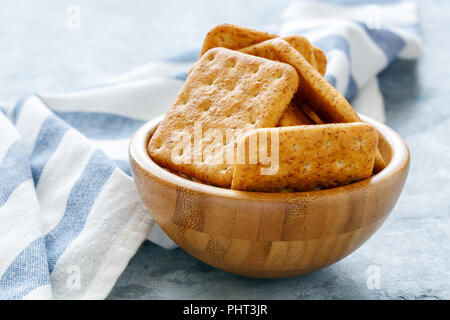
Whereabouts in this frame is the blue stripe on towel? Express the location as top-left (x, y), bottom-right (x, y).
top-left (345, 75), bottom-right (358, 100)
top-left (30, 115), bottom-right (70, 186)
top-left (54, 111), bottom-right (145, 140)
top-left (313, 35), bottom-right (351, 59)
top-left (325, 74), bottom-right (337, 87)
top-left (0, 140), bottom-right (32, 207)
top-left (45, 149), bottom-right (115, 273)
top-left (0, 237), bottom-right (50, 300)
top-left (357, 22), bottom-right (406, 63)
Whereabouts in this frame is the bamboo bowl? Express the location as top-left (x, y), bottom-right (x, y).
top-left (129, 115), bottom-right (409, 278)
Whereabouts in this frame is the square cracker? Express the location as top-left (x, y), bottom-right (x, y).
top-left (198, 25), bottom-right (327, 127)
top-left (200, 24), bottom-right (277, 56)
top-left (239, 35), bottom-right (326, 75)
top-left (199, 27), bottom-right (326, 77)
top-left (148, 47), bottom-right (299, 187)
top-left (201, 27), bottom-right (327, 76)
top-left (278, 100), bottom-right (313, 127)
top-left (280, 94), bottom-right (325, 126)
top-left (239, 38), bottom-right (386, 172)
top-left (231, 122), bottom-right (379, 192)
top-left (240, 35), bottom-right (326, 127)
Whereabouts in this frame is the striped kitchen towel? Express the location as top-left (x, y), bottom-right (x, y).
top-left (0, 0), bottom-right (422, 299)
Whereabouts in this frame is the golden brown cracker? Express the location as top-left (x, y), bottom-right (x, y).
top-left (280, 35), bottom-right (318, 70)
top-left (200, 24), bottom-right (277, 56)
top-left (148, 48), bottom-right (299, 187)
top-left (313, 46), bottom-right (327, 76)
top-left (282, 94), bottom-right (325, 128)
top-left (272, 39), bottom-right (386, 171)
top-left (231, 122), bottom-right (378, 192)
top-left (240, 35), bottom-right (326, 127)
top-left (278, 102), bottom-right (313, 127)
top-left (199, 26), bottom-right (328, 128)
top-left (199, 24), bottom-right (327, 76)
top-left (299, 101), bottom-right (325, 124)
top-left (239, 38), bottom-right (386, 171)
top-left (242, 38), bottom-right (354, 122)
top-left (239, 35), bottom-right (320, 71)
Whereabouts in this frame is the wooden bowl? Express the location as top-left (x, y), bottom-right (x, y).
top-left (129, 115), bottom-right (410, 278)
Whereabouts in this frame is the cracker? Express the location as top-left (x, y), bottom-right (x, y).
top-left (313, 46), bottom-right (327, 76)
top-left (148, 48), bottom-right (299, 187)
top-left (200, 24), bottom-right (277, 56)
top-left (199, 27), bottom-right (326, 127)
top-left (284, 35), bottom-right (318, 69)
top-left (239, 38), bottom-right (386, 172)
top-left (240, 35), bottom-right (326, 127)
top-left (241, 35), bottom-right (317, 69)
top-left (298, 101), bottom-right (325, 124)
top-left (231, 122), bottom-right (378, 192)
top-left (200, 25), bottom-right (327, 76)
top-left (286, 44), bottom-right (326, 126)
top-left (239, 35), bottom-right (313, 67)
top-left (282, 94), bottom-right (325, 127)
top-left (282, 98), bottom-right (325, 126)
top-left (278, 101), bottom-right (313, 127)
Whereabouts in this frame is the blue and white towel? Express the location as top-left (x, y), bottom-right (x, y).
top-left (0, 0), bottom-right (422, 299)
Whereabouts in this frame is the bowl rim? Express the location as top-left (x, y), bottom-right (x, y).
top-left (129, 114), bottom-right (410, 201)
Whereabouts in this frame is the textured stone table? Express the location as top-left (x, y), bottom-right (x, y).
top-left (3, 0), bottom-right (449, 299)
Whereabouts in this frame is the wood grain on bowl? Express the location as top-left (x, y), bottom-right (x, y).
top-left (129, 115), bottom-right (409, 278)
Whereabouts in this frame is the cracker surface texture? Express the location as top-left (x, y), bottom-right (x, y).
top-left (278, 101), bottom-right (313, 126)
top-left (241, 38), bottom-right (385, 171)
top-left (200, 24), bottom-right (276, 56)
top-left (240, 36), bottom-right (326, 127)
top-left (231, 122), bottom-right (379, 192)
top-left (148, 47), bottom-right (299, 187)
top-left (199, 25), bottom-right (328, 128)
top-left (241, 35), bottom-right (317, 69)
top-left (313, 46), bottom-right (327, 76)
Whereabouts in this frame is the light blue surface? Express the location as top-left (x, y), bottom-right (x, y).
top-left (2, 0), bottom-right (450, 299)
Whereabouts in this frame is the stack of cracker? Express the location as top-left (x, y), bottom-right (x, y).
top-left (148, 24), bottom-right (385, 192)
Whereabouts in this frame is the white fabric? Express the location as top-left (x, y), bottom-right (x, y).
top-left (0, 0), bottom-right (422, 299)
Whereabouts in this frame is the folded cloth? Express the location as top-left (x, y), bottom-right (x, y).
top-left (0, 0), bottom-right (422, 300)
top-left (279, 0), bottom-right (423, 122)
